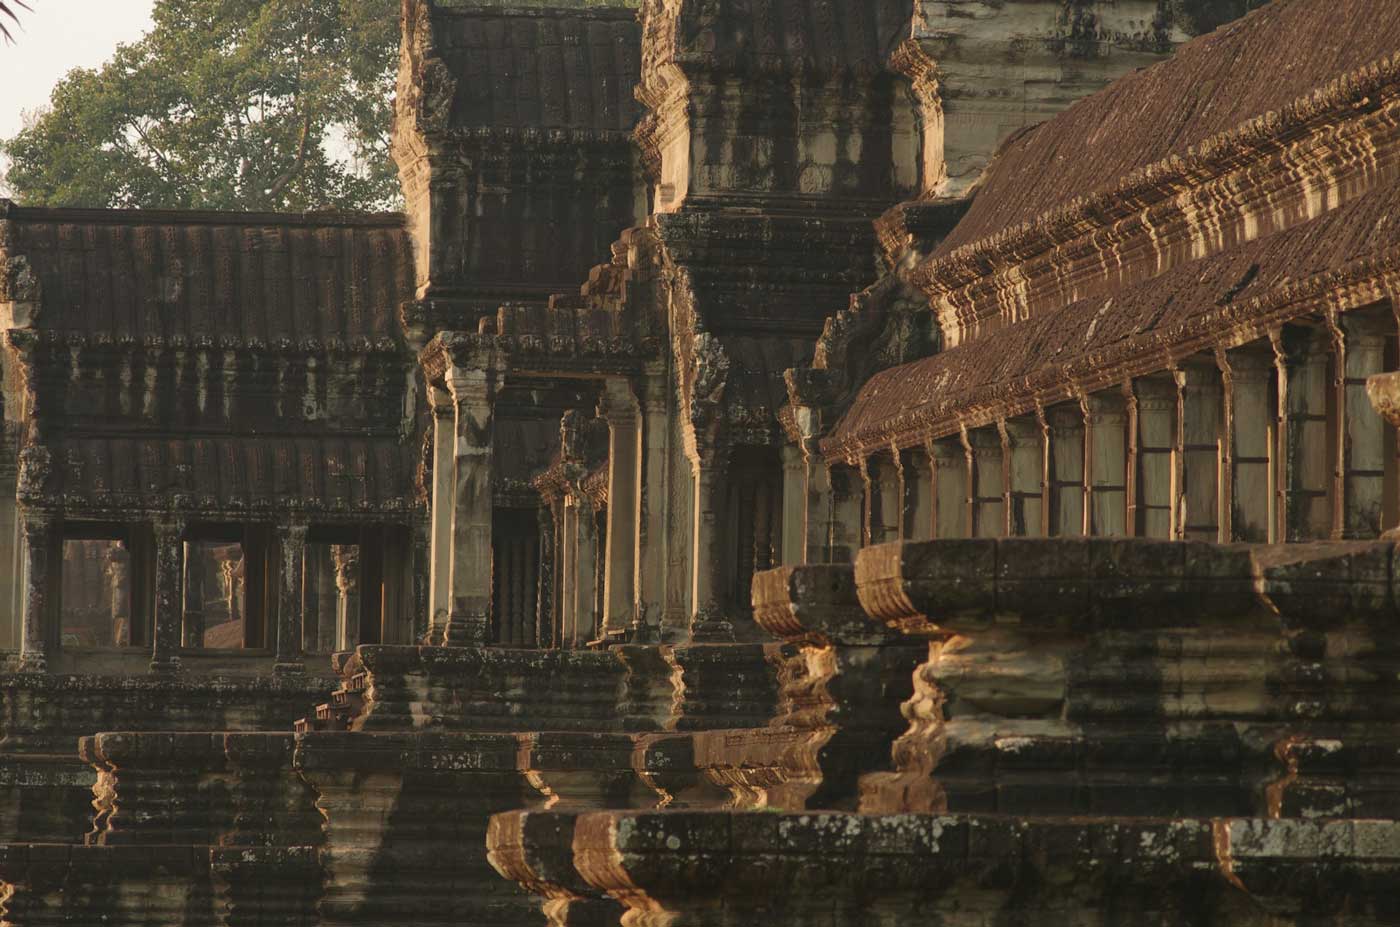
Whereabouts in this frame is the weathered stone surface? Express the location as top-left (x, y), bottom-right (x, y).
top-left (493, 810), bottom-right (1400, 927)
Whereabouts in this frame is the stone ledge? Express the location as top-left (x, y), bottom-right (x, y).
top-left (854, 539), bottom-right (1398, 634)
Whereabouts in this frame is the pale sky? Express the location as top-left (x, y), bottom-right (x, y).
top-left (0, 0), bottom-right (155, 144)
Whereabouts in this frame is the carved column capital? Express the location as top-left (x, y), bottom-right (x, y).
top-left (597, 377), bottom-right (641, 425)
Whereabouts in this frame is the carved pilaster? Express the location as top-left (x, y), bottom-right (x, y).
top-left (598, 378), bottom-right (641, 641)
top-left (17, 510), bottom-right (57, 673)
top-left (333, 544), bottom-right (361, 653)
top-left (273, 522), bottom-right (308, 674)
top-left (442, 351), bottom-right (502, 647)
top-left (150, 517), bottom-right (186, 675)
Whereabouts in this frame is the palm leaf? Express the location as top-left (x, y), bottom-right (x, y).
top-left (0, 0), bottom-right (32, 44)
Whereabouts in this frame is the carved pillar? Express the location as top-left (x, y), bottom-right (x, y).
top-left (1177, 359), bottom-right (1225, 541)
top-left (150, 517), bottom-right (185, 675)
top-left (1222, 344), bottom-right (1275, 542)
top-left (873, 450), bottom-right (903, 545)
top-left (856, 456), bottom-right (874, 548)
top-left (108, 546), bottom-right (131, 647)
top-left (1273, 327), bottom-right (1331, 541)
top-left (636, 368), bottom-right (670, 633)
top-left (426, 386), bottom-right (456, 643)
top-left (828, 462), bottom-right (862, 563)
top-left (599, 378), bottom-right (641, 640)
top-left (779, 443), bottom-right (806, 566)
top-left (930, 437), bottom-right (967, 539)
top-left (792, 406), bottom-right (833, 564)
top-left (688, 447), bottom-right (730, 639)
top-left (967, 426), bottom-right (1004, 538)
top-left (333, 545), bottom-right (361, 652)
top-left (570, 495), bottom-right (599, 647)
top-left (1045, 403), bottom-right (1085, 537)
top-left (1134, 375), bottom-right (1177, 539)
top-left (1002, 417), bottom-right (1043, 537)
top-left (273, 522), bottom-right (307, 673)
top-left (17, 510), bottom-right (57, 672)
top-left (535, 506), bottom-right (555, 648)
top-left (0, 471), bottom-right (19, 651)
top-left (1083, 390), bottom-right (1129, 536)
top-left (444, 360), bottom-right (501, 646)
top-left (1338, 311), bottom-right (1389, 538)
top-left (312, 545), bottom-right (339, 653)
top-left (181, 542), bottom-right (206, 649)
top-left (559, 497), bottom-right (579, 647)
top-left (902, 447), bottom-right (933, 541)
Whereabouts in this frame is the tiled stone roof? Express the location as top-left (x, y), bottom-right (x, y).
top-left (934, 0), bottom-right (1400, 256)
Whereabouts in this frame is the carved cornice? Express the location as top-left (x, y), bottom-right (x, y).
top-left (912, 54), bottom-right (1400, 343)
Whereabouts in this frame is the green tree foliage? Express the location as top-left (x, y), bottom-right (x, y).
top-left (1, 0), bottom-right (400, 211)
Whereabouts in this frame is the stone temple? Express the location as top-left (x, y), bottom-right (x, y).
top-left (0, 0), bottom-right (1397, 922)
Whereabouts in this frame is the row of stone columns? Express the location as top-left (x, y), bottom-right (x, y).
top-left (793, 312), bottom-right (1396, 555)
top-left (426, 355), bottom-right (669, 647)
top-left (15, 515), bottom-right (371, 674)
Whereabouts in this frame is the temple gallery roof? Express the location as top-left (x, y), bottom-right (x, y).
top-left (934, 0), bottom-right (1400, 256)
top-left (0, 203), bottom-right (412, 345)
top-left (826, 166), bottom-right (1400, 457)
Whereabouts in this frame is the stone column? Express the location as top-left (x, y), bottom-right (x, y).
top-left (181, 541), bottom-right (206, 649)
top-left (856, 456), bottom-right (874, 548)
top-left (108, 546), bottom-right (132, 647)
top-left (1045, 403), bottom-right (1085, 537)
top-left (571, 496), bottom-right (599, 647)
top-left (1134, 376), bottom-right (1177, 539)
top-left (636, 368), bottom-right (670, 633)
top-left (274, 522), bottom-right (307, 673)
top-left (599, 379), bottom-right (641, 640)
top-left (1083, 390), bottom-right (1129, 536)
top-left (426, 386), bottom-right (456, 644)
top-left (1272, 327), bottom-right (1331, 541)
top-left (535, 506), bottom-right (555, 647)
top-left (930, 437), bottom-right (968, 539)
top-left (1338, 311), bottom-right (1389, 538)
top-left (1002, 417), bottom-right (1044, 537)
top-left (17, 510), bottom-right (57, 673)
top-left (902, 448), bottom-right (934, 541)
top-left (779, 443), bottom-right (806, 566)
top-left (793, 405), bottom-right (834, 564)
top-left (313, 545), bottom-right (339, 653)
top-left (444, 359), bottom-right (501, 646)
top-left (559, 497), bottom-right (579, 647)
top-left (150, 517), bottom-right (185, 675)
top-left (827, 463), bottom-right (862, 563)
top-left (874, 450), bottom-right (903, 545)
top-left (333, 545), bottom-right (360, 652)
top-left (0, 468), bottom-right (20, 652)
top-left (1221, 344), bottom-right (1275, 542)
top-left (688, 447), bottom-right (730, 640)
top-left (1177, 359), bottom-right (1225, 541)
top-left (967, 426), bottom-right (1004, 538)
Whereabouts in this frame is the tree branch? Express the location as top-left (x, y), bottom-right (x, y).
top-left (263, 111), bottom-right (313, 199)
